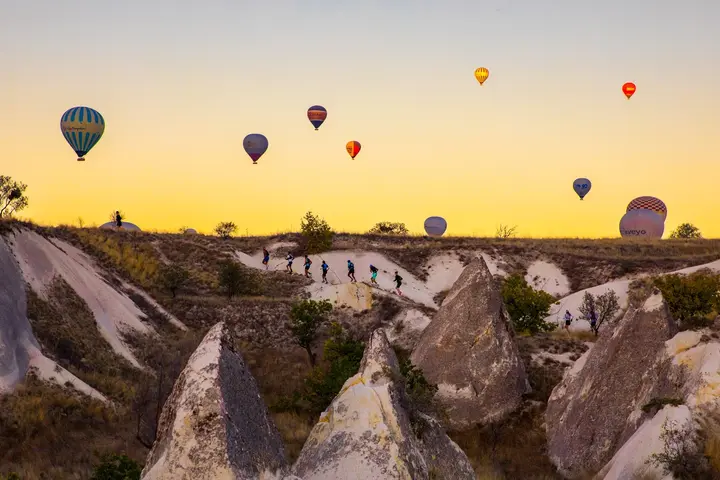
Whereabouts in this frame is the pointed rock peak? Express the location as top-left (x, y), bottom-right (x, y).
top-left (410, 254), bottom-right (527, 430)
top-left (293, 328), bottom-right (475, 480)
top-left (359, 329), bottom-right (399, 381)
top-left (546, 290), bottom-right (679, 477)
top-left (141, 322), bottom-right (288, 480)
top-left (442, 255), bottom-right (494, 306)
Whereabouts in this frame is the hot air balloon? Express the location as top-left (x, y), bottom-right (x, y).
top-left (619, 210), bottom-right (664, 239)
top-left (243, 134), bottom-right (269, 164)
top-left (627, 196), bottom-right (667, 221)
top-left (474, 67), bottom-right (489, 86)
top-left (346, 141), bottom-right (361, 160)
top-left (60, 106), bottom-right (105, 161)
top-left (622, 82), bottom-right (636, 99)
top-left (424, 216), bottom-right (447, 237)
top-left (573, 178), bottom-right (592, 200)
top-left (307, 105), bottom-right (327, 130)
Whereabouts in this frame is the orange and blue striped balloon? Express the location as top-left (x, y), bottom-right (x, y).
top-left (60, 106), bottom-right (105, 161)
top-left (307, 105), bottom-right (327, 130)
top-left (346, 141), bottom-right (361, 159)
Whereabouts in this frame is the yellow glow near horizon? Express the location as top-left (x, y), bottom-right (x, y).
top-left (2, 1), bottom-right (719, 237)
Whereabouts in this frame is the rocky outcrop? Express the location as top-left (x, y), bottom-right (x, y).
top-left (292, 330), bottom-right (475, 480)
top-left (0, 237), bottom-right (37, 391)
top-left (545, 291), bottom-right (679, 478)
top-left (141, 322), bottom-right (288, 480)
top-left (410, 257), bottom-right (528, 430)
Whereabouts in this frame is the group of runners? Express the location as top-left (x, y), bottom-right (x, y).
top-left (261, 248), bottom-right (404, 295)
top-left (563, 309), bottom-right (598, 334)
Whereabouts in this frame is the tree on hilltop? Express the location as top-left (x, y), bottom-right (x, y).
top-left (669, 223), bottom-right (702, 239)
top-left (0, 175), bottom-right (29, 218)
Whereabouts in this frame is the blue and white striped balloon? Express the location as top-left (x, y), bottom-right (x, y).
top-left (60, 106), bottom-right (105, 161)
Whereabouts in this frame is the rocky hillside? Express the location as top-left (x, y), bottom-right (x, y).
top-left (2, 219), bottom-right (720, 478)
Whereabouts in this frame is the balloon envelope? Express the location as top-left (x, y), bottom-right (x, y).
top-left (627, 196), bottom-right (667, 221)
top-left (100, 221), bottom-right (141, 232)
top-left (619, 210), bottom-right (664, 239)
top-left (573, 178), bottom-right (592, 200)
top-left (424, 216), bottom-right (447, 237)
top-left (307, 105), bottom-right (327, 130)
top-left (60, 106), bottom-right (105, 160)
top-left (346, 141), bottom-right (361, 159)
top-left (243, 134), bottom-right (269, 164)
top-left (622, 82), bottom-right (636, 99)
top-left (474, 67), bottom-right (489, 85)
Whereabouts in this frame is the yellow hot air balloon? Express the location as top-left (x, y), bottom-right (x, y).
top-left (474, 67), bottom-right (489, 86)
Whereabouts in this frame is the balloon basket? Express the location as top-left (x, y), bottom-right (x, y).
top-left (77, 157), bottom-right (85, 162)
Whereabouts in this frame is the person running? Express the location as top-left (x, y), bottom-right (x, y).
top-left (369, 264), bottom-right (379, 285)
top-left (304, 255), bottom-right (313, 278)
top-left (589, 309), bottom-right (598, 335)
top-left (321, 260), bottom-right (329, 284)
top-left (285, 253), bottom-right (294, 274)
top-left (347, 260), bottom-right (356, 283)
top-left (115, 211), bottom-right (122, 228)
top-left (563, 310), bottom-right (573, 330)
top-left (262, 248), bottom-right (270, 270)
top-left (394, 271), bottom-right (403, 296)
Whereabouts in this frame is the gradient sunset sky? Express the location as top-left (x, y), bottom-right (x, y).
top-left (2, 0), bottom-right (718, 237)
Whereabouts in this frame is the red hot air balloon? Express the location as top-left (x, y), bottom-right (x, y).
top-left (622, 82), bottom-right (636, 99)
top-left (346, 141), bottom-right (361, 160)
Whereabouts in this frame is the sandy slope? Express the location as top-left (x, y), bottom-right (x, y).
top-left (235, 244), bottom-right (518, 310)
top-left (0, 236), bottom-right (105, 399)
top-left (9, 230), bottom-right (153, 367)
top-left (546, 259), bottom-right (720, 332)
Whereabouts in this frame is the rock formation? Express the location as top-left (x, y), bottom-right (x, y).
top-left (292, 329), bottom-right (475, 480)
top-left (545, 291), bottom-right (679, 477)
top-left (141, 322), bottom-right (288, 480)
top-left (410, 257), bottom-right (528, 430)
top-left (0, 237), bottom-right (36, 391)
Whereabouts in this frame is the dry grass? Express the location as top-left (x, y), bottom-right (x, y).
top-left (25, 278), bottom-right (140, 403)
top-left (0, 374), bottom-right (146, 480)
top-left (450, 405), bottom-right (561, 479)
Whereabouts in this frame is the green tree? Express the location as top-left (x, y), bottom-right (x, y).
top-left (578, 290), bottom-right (621, 336)
top-left (218, 260), bottom-right (257, 298)
top-left (0, 175), bottom-right (29, 218)
top-left (300, 211), bottom-right (334, 254)
top-left (214, 221), bottom-right (237, 239)
top-left (91, 454), bottom-right (142, 480)
top-left (654, 271), bottom-right (720, 327)
top-left (670, 223), bottom-right (702, 239)
top-left (368, 222), bottom-right (409, 235)
top-left (289, 299), bottom-right (333, 365)
top-left (158, 263), bottom-right (190, 298)
top-left (501, 274), bottom-right (557, 334)
top-left (303, 322), bottom-right (365, 413)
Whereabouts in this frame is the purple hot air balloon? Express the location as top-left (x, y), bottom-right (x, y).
top-left (243, 133), bottom-right (269, 164)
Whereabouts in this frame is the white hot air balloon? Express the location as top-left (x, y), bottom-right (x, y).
top-left (573, 178), bottom-right (592, 200)
top-left (424, 216), bottom-right (447, 237)
top-left (619, 210), bottom-right (664, 239)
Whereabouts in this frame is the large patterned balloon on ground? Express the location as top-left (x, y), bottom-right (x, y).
top-left (622, 82), bottom-right (636, 99)
top-left (627, 196), bottom-right (667, 221)
top-left (573, 178), bottom-right (592, 200)
top-left (243, 134), bottom-right (269, 164)
top-left (424, 216), bottom-right (447, 237)
top-left (619, 210), bottom-right (664, 238)
top-left (307, 105), bottom-right (327, 130)
top-left (346, 141), bottom-right (361, 159)
top-left (474, 67), bottom-right (489, 85)
top-left (60, 107), bottom-right (105, 161)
